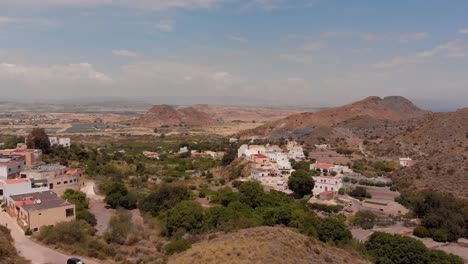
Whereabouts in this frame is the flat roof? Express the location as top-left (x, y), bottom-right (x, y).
top-left (21, 164), bottom-right (66, 173)
top-left (10, 191), bottom-right (72, 212)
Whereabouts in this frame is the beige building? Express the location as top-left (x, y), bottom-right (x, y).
top-left (19, 164), bottom-right (84, 195)
top-left (7, 191), bottom-right (75, 232)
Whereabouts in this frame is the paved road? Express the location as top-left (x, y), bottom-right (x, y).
top-left (0, 211), bottom-right (97, 264)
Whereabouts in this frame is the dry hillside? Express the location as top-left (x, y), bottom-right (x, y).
top-left (134, 105), bottom-right (219, 127)
top-left (134, 104), bottom-right (301, 128)
top-left (169, 226), bottom-right (369, 264)
top-left (240, 96), bottom-right (429, 140)
top-left (370, 108), bottom-right (468, 199)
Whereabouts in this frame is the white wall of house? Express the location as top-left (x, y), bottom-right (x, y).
top-left (3, 181), bottom-right (49, 204)
top-left (313, 176), bottom-right (343, 193)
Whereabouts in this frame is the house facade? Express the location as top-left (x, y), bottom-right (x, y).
top-left (0, 157), bottom-right (26, 180)
top-left (7, 191), bottom-right (75, 232)
top-left (0, 145), bottom-right (43, 168)
top-left (49, 137), bottom-right (71, 148)
top-left (19, 164), bottom-right (83, 196)
top-left (2, 178), bottom-right (49, 204)
top-left (313, 175), bottom-right (343, 195)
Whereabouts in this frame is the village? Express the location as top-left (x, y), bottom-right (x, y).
top-left (0, 138), bottom-right (83, 234)
top-left (236, 141), bottom-right (412, 218)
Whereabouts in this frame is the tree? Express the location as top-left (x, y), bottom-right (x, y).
top-left (103, 182), bottom-right (136, 209)
top-left (139, 185), bottom-right (190, 216)
top-left (352, 211), bottom-right (377, 230)
top-left (288, 170), bottom-right (314, 198)
top-left (318, 218), bottom-right (352, 245)
top-left (292, 161), bottom-right (311, 171)
top-left (238, 181), bottom-right (265, 209)
top-left (26, 128), bottom-right (51, 153)
top-left (165, 201), bottom-right (204, 236)
top-left (348, 186), bottom-right (371, 199)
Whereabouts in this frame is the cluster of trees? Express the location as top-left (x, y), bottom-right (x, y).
top-left (63, 189), bottom-right (97, 226)
top-left (288, 169), bottom-right (315, 198)
top-left (343, 177), bottom-right (393, 187)
top-left (410, 192), bottom-right (468, 242)
top-left (350, 159), bottom-right (400, 176)
top-left (348, 186), bottom-right (372, 199)
top-left (139, 182), bottom-right (352, 247)
top-left (102, 182), bottom-right (137, 209)
top-left (351, 211), bottom-right (378, 230)
top-left (365, 232), bottom-right (463, 264)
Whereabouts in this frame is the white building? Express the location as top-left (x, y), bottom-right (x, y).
top-left (0, 157), bottom-right (26, 180)
top-left (229, 138), bottom-right (239, 143)
top-left (310, 163), bottom-right (349, 173)
top-left (251, 169), bottom-right (269, 181)
top-left (399, 157), bottom-right (415, 167)
top-left (49, 137), bottom-right (71, 148)
top-left (178, 146), bottom-right (189, 154)
top-left (313, 175), bottom-right (343, 195)
top-left (1, 178), bottom-right (49, 204)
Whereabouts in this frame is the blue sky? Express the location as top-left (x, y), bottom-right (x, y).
top-left (1, 0), bottom-right (468, 109)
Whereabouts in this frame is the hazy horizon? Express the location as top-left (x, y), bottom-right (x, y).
top-left (1, 1), bottom-right (468, 111)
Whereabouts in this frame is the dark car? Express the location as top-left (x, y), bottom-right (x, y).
top-left (67, 258), bottom-right (85, 264)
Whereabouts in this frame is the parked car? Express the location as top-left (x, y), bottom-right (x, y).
top-left (67, 257), bottom-right (85, 264)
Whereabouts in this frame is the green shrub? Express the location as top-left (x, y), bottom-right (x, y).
top-left (413, 226), bottom-right (430, 238)
top-left (432, 229), bottom-right (449, 242)
top-left (165, 239), bottom-right (192, 255)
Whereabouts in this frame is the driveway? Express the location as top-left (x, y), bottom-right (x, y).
top-left (81, 181), bottom-right (114, 235)
top-left (0, 211), bottom-right (98, 264)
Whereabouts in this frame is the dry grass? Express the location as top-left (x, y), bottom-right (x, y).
top-left (169, 226), bottom-right (369, 264)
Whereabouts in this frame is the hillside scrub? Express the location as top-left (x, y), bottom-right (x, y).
top-left (36, 220), bottom-right (116, 259)
top-left (365, 232), bottom-right (463, 264)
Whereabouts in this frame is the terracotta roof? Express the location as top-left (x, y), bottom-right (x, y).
top-left (5, 178), bottom-right (29, 184)
top-left (314, 163), bottom-right (335, 169)
top-left (252, 154), bottom-right (268, 159)
top-left (320, 191), bottom-right (335, 195)
top-left (0, 182), bottom-right (3, 188)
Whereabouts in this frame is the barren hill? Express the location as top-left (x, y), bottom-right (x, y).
top-left (169, 226), bottom-right (369, 264)
top-left (240, 96), bottom-right (429, 142)
top-left (134, 105), bottom-right (219, 127)
top-left (134, 104), bottom-right (302, 128)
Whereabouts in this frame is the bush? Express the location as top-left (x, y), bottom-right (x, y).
top-left (165, 239), bottom-right (192, 255)
top-left (317, 218), bottom-right (352, 245)
top-left (432, 229), bottom-right (449, 242)
top-left (103, 182), bottom-right (137, 209)
top-left (352, 211), bottom-right (377, 230)
top-left (139, 185), bottom-right (190, 216)
top-left (104, 210), bottom-right (133, 245)
top-left (413, 226), bottom-right (430, 238)
top-left (338, 188), bottom-right (345, 195)
top-left (348, 187), bottom-right (371, 199)
top-left (165, 201), bottom-right (204, 236)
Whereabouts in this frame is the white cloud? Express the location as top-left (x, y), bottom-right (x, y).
top-left (155, 20), bottom-right (174, 32)
top-left (0, 16), bottom-right (29, 25)
top-left (0, 0), bottom-right (224, 11)
top-left (301, 42), bottom-right (326, 51)
top-left (0, 62), bottom-right (112, 82)
top-left (458, 28), bottom-right (468, 34)
top-left (399, 32), bottom-right (429, 43)
top-left (321, 31), bottom-right (429, 43)
top-left (247, 0), bottom-right (285, 10)
top-left (112, 49), bottom-right (138, 57)
top-left (226, 35), bottom-right (248, 43)
top-left (373, 40), bottom-right (468, 69)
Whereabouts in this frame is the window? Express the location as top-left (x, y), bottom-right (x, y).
top-left (57, 182), bottom-right (61, 185)
top-left (33, 228), bottom-right (38, 232)
top-left (66, 208), bottom-right (74, 217)
top-left (64, 181), bottom-right (68, 184)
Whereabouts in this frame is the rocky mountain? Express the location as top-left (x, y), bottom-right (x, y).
top-left (240, 96), bottom-right (430, 144)
top-left (134, 104), bottom-right (302, 128)
top-left (169, 226), bottom-right (369, 264)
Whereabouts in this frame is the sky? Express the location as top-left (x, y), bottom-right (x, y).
top-left (1, 0), bottom-right (468, 110)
